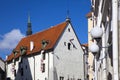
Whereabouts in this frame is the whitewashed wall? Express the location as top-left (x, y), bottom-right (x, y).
top-left (6, 22), bottom-right (84, 80)
top-left (53, 23), bottom-right (84, 80)
top-left (6, 50), bottom-right (52, 80)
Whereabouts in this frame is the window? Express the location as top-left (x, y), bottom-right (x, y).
top-left (60, 76), bottom-right (64, 80)
top-left (21, 68), bottom-right (23, 76)
top-left (64, 42), bottom-right (66, 46)
top-left (41, 40), bottom-right (49, 48)
top-left (68, 43), bottom-right (71, 50)
top-left (26, 65), bottom-right (27, 69)
top-left (21, 58), bottom-right (23, 63)
top-left (42, 53), bottom-right (46, 60)
top-left (45, 78), bottom-right (47, 80)
top-left (42, 63), bottom-right (45, 73)
top-left (14, 69), bottom-right (16, 77)
top-left (68, 28), bottom-right (70, 32)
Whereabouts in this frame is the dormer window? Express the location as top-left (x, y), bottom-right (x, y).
top-left (20, 46), bottom-right (27, 55)
top-left (41, 40), bottom-right (49, 49)
top-left (12, 49), bottom-right (18, 56)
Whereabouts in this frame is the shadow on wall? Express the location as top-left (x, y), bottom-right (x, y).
top-left (107, 72), bottom-right (112, 80)
top-left (54, 67), bottom-right (58, 80)
top-left (14, 57), bottom-right (32, 80)
top-left (0, 67), bottom-right (6, 80)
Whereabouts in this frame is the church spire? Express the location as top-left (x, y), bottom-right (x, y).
top-left (26, 14), bottom-right (32, 36)
top-left (66, 10), bottom-right (71, 23)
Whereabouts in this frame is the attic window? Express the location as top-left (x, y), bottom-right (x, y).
top-left (68, 28), bottom-right (70, 32)
top-left (68, 43), bottom-right (71, 50)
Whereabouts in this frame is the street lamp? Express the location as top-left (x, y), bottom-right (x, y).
top-left (90, 26), bottom-right (103, 39)
top-left (89, 42), bottom-right (99, 53)
top-left (89, 26), bottom-right (103, 53)
top-left (89, 26), bottom-right (112, 80)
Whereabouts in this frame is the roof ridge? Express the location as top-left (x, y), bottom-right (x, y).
top-left (25, 21), bottom-right (67, 38)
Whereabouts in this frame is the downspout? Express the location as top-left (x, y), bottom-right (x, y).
top-left (48, 53), bottom-right (49, 80)
top-left (101, 25), bottom-right (107, 80)
top-left (112, 0), bottom-right (119, 80)
top-left (83, 53), bottom-right (85, 80)
top-left (118, 0), bottom-right (120, 79)
top-left (33, 56), bottom-right (35, 80)
top-left (94, 56), bottom-right (97, 80)
top-left (5, 56), bottom-right (8, 80)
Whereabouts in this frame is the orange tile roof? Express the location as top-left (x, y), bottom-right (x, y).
top-left (82, 43), bottom-right (88, 47)
top-left (7, 22), bottom-right (68, 62)
top-left (86, 12), bottom-right (92, 18)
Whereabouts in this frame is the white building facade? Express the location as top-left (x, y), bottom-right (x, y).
top-left (89, 0), bottom-right (120, 80)
top-left (6, 20), bottom-right (85, 80)
top-left (0, 57), bottom-right (5, 80)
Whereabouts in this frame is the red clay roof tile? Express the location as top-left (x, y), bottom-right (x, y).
top-left (86, 12), bottom-right (92, 18)
top-left (6, 22), bottom-right (68, 61)
top-left (82, 43), bottom-right (88, 47)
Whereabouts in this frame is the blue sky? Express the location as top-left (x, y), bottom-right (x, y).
top-left (0, 0), bottom-right (90, 59)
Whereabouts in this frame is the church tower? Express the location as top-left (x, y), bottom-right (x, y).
top-left (26, 14), bottom-right (32, 36)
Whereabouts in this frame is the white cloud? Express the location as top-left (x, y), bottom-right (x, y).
top-left (0, 29), bottom-right (25, 50)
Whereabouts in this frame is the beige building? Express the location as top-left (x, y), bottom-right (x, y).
top-left (86, 12), bottom-right (94, 80)
top-left (81, 43), bottom-right (89, 80)
top-left (89, 0), bottom-right (120, 80)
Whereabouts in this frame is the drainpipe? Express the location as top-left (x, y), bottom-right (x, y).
top-left (112, 0), bottom-right (119, 80)
top-left (33, 56), bottom-right (35, 80)
top-left (101, 25), bottom-right (107, 80)
top-left (48, 52), bottom-right (49, 80)
top-left (94, 56), bottom-right (97, 80)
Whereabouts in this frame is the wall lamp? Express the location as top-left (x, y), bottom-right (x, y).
top-left (89, 26), bottom-right (111, 53)
top-left (89, 26), bottom-right (103, 54)
top-left (90, 26), bottom-right (103, 39)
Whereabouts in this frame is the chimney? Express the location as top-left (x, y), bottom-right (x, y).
top-left (30, 41), bottom-right (34, 51)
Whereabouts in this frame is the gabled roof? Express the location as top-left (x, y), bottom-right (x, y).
top-left (7, 21), bottom-right (68, 62)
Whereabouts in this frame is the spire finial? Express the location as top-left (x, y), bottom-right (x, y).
top-left (28, 13), bottom-right (31, 23)
top-left (67, 9), bottom-right (70, 19)
top-left (66, 0), bottom-right (71, 22)
top-left (26, 13), bottom-right (32, 36)
top-left (66, 9), bottom-right (71, 22)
